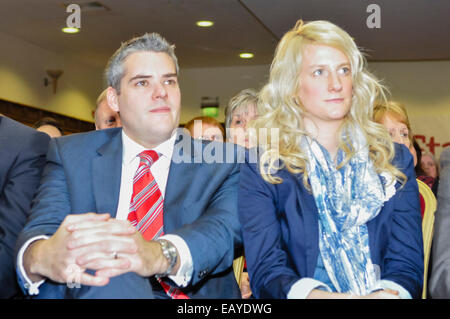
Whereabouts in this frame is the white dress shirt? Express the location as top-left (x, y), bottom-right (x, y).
top-left (17, 130), bottom-right (193, 295)
top-left (117, 131), bottom-right (193, 286)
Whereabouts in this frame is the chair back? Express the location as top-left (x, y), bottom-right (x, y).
top-left (233, 256), bottom-right (245, 288)
top-left (417, 178), bottom-right (437, 299)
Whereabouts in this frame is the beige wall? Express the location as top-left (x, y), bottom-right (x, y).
top-left (369, 60), bottom-right (450, 116)
top-left (0, 30), bottom-right (270, 124)
top-left (179, 60), bottom-right (450, 123)
top-left (178, 65), bottom-right (270, 124)
top-left (178, 60), bottom-right (450, 158)
top-left (0, 31), bottom-right (103, 122)
top-left (0, 31), bottom-right (448, 153)
top-left (368, 61), bottom-right (450, 159)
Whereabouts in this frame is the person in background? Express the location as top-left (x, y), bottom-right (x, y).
top-left (224, 89), bottom-right (258, 148)
top-left (0, 115), bottom-right (49, 298)
top-left (373, 101), bottom-right (417, 166)
top-left (413, 139), bottom-right (426, 176)
top-left (420, 152), bottom-right (439, 196)
top-left (33, 117), bottom-right (63, 138)
top-left (94, 88), bottom-right (122, 130)
top-left (373, 101), bottom-right (434, 217)
top-left (224, 89), bottom-right (259, 299)
top-left (239, 19), bottom-right (423, 299)
top-left (184, 116), bottom-right (224, 142)
top-left (429, 147), bottom-right (450, 298)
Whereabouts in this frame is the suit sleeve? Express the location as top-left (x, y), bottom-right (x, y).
top-left (429, 164), bottom-right (450, 298)
top-left (15, 138), bottom-right (71, 253)
top-left (170, 161), bottom-right (242, 286)
top-left (0, 130), bottom-right (49, 298)
top-left (238, 155), bottom-right (300, 298)
top-left (382, 144), bottom-right (424, 298)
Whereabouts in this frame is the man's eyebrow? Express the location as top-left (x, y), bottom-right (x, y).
top-left (128, 73), bottom-right (178, 83)
top-left (163, 73), bottom-right (178, 78)
top-left (128, 74), bottom-right (151, 83)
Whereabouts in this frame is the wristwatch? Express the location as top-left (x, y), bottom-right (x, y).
top-left (156, 239), bottom-right (178, 276)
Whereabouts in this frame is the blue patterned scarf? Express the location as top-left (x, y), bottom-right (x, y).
top-left (301, 127), bottom-right (394, 295)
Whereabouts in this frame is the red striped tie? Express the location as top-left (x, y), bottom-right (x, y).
top-left (128, 150), bottom-right (189, 299)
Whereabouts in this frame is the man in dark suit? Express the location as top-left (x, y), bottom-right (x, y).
top-left (16, 33), bottom-right (242, 298)
top-left (429, 147), bottom-right (450, 298)
top-left (0, 116), bottom-right (49, 298)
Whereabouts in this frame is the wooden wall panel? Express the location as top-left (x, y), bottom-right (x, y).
top-left (0, 98), bottom-right (94, 134)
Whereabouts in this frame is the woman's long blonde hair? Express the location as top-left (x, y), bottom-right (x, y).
top-left (252, 19), bottom-right (406, 187)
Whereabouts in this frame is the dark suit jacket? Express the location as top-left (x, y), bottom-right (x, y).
top-left (239, 144), bottom-right (424, 299)
top-left (0, 116), bottom-right (49, 298)
top-left (429, 146), bottom-right (450, 298)
top-left (16, 128), bottom-right (242, 299)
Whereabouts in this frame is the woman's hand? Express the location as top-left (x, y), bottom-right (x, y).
top-left (360, 289), bottom-right (400, 299)
top-left (307, 288), bottom-right (400, 299)
top-left (240, 272), bottom-right (252, 299)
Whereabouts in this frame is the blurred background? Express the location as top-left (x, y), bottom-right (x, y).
top-left (0, 0), bottom-right (448, 156)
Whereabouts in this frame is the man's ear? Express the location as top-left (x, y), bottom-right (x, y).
top-left (106, 87), bottom-right (119, 112)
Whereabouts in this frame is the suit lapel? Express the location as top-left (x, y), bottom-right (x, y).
top-left (92, 130), bottom-right (123, 218)
top-left (296, 176), bottom-right (320, 276)
top-left (163, 132), bottom-right (201, 232)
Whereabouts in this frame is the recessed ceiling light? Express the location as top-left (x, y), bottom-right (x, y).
top-left (196, 20), bottom-right (214, 27)
top-left (62, 27), bottom-right (80, 34)
top-left (239, 53), bottom-right (254, 59)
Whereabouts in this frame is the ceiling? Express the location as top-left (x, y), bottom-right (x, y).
top-left (0, 0), bottom-right (449, 71)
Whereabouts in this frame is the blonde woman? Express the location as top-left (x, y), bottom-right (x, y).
top-left (238, 20), bottom-right (423, 299)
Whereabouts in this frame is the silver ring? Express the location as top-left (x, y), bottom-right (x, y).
top-left (112, 251), bottom-right (118, 259)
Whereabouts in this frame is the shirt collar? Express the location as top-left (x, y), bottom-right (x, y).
top-left (122, 130), bottom-right (176, 165)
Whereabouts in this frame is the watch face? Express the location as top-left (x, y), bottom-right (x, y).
top-left (158, 239), bottom-right (177, 276)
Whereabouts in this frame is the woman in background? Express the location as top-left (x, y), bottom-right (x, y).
top-left (373, 101), bottom-right (417, 166)
top-left (184, 115), bottom-right (225, 142)
top-left (421, 152), bottom-right (439, 195)
top-left (238, 19), bottom-right (423, 299)
top-left (224, 89), bottom-right (259, 299)
top-left (374, 101), bottom-right (438, 208)
top-left (225, 89), bottom-right (259, 149)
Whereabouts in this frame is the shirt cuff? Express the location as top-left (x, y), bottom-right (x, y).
top-left (379, 279), bottom-right (412, 299)
top-left (16, 235), bottom-right (49, 295)
top-left (159, 234), bottom-right (193, 287)
top-left (287, 278), bottom-right (332, 299)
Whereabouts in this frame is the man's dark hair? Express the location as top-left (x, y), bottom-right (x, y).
top-left (33, 117), bottom-right (63, 135)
